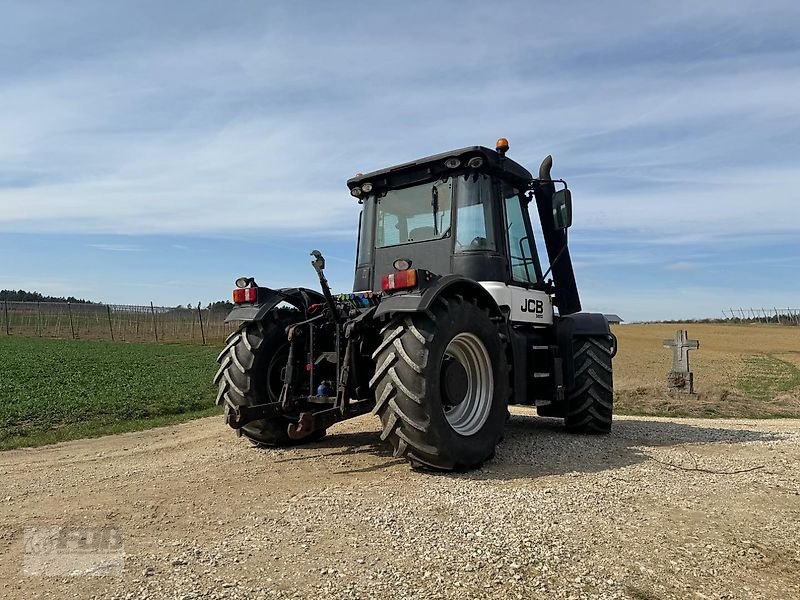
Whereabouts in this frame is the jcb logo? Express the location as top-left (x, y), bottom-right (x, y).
top-left (520, 299), bottom-right (544, 314)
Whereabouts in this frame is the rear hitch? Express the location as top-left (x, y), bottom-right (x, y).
top-left (225, 401), bottom-right (283, 429)
top-left (286, 399), bottom-right (375, 440)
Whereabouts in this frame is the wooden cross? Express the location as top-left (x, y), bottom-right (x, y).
top-left (663, 330), bottom-right (699, 393)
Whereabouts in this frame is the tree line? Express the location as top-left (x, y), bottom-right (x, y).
top-left (0, 289), bottom-right (94, 304)
top-left (1, 289), bottom-right (233, 312)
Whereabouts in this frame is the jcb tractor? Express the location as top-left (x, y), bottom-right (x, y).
top-left (214, 139), bottom-right (616, 470)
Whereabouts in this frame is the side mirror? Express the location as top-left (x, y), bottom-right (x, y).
top-left (552, 189), bottom-right (572, 230)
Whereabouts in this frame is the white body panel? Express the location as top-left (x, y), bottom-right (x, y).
top-left (479, 281), bottom-right (554, 325)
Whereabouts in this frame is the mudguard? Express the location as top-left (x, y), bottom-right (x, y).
top-left (559, 312), bottom-right (617, 357)
top-left (224, 287), bottom-right (325, 323)
top-left (561, 312), bottom-right (610, 337)
top-left (554, 311), bottom-right (616, 359)
top-left (373, 275), bottom-right (504, 320)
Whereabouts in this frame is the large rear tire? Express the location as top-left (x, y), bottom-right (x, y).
top-left (565, 336), bottom-right (613, 434)
top-left (370, 295), bottom-right (509, 471)
top-left (214, 317), bottom-right (325, 446)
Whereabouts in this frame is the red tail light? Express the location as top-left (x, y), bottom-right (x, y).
top-left (233, 287), bottom-right (258, 304)
top-left (381, 268), bottom-right (417, 292)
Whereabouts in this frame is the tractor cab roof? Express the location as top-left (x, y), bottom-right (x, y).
top-left (347, 146), bottom-right (533, 193)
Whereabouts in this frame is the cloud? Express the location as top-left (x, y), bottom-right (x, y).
top-left (664, 261), bottom-right (698, 271)
top-left (0, 1), bottom-right (798, 246)
top-left (87, 243), bottom-right (145, 252)
top-left (0, 1), bottom-right (798, 317)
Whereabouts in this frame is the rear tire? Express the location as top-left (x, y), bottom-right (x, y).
top-left (565, 336), bottom-right (613, 434)
top-left (214, 317), bottom-right (325, 446)
top-left (370, 295), bottom-right (509, 470)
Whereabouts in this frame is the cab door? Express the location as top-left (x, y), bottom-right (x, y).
top-left (500, 184), bottom-right (553, 325)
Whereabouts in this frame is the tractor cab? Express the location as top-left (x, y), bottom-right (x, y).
top-left (348, 139), bottom-right (580, 316)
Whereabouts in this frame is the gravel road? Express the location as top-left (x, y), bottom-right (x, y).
top-left (1, 409), bottom-right (798, 599)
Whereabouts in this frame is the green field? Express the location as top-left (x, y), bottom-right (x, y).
top-left (0, 336), bottom-right (221, 450)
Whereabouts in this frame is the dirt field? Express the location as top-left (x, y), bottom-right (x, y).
top-left (1, 409), bottom-right (798, 599)
top-left (613, 323), bottom-right (800, 418)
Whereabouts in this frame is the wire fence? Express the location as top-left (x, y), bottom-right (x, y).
top-left (721, 307), bottom-right (800, 326)
top-left (1, 301), bottom-right (236, 344)
top-left (4, 301), bottom-right (797, 343)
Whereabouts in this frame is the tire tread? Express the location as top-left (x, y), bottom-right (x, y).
top-left (565, 336), bottom-right (614, 434)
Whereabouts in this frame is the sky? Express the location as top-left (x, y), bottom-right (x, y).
top-left (0, 0), bottom-right (798, 321)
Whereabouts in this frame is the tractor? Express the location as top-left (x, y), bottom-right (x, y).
top-left (214, 139), bottom-right (616, 470)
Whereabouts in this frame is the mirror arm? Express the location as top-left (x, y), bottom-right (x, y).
top-left (541, 230), bottom-right (569, 282)
top-left (529, 178), bottom-right (568, 192)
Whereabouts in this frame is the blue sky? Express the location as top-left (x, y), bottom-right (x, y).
top-left (1, 1), bottom-right (798, 321)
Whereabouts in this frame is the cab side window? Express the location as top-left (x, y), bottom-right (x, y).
top-left (503, 187), bottom-right (537, 285)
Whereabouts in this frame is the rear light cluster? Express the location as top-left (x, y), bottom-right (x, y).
top-left (381, 268), bottom-right (417, 292)
top-left (232, 287), bottom-right (258, 304)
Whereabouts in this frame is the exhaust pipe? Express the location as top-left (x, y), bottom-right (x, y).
top-left (532, 155), bottom-right (581, 315)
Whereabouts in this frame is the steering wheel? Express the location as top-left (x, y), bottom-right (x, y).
top-left (468, 236), bottom-right (488, 250)
top-left (455, 236), bottom-right (489, 251)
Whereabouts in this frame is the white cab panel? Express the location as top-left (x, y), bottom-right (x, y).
top-left (479, 281), bottom-right (554, 325)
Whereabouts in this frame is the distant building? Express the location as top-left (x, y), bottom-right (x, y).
top-left (604, 314), bottom-right (624, 324)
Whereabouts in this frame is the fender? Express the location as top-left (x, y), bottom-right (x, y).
top-left (224, 287), bottom-right (325, 323)
top-left (554, 312), bottom-right (616, 360)
top-left (561, 312), bottom-right (611, 337)
top-left (560, 312), bottom-right (617, 357)
top-left (374, 274), bottom-right (504, 320)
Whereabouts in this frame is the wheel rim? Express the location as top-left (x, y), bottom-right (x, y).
top-left (441, 332), bottom-right (494, 436)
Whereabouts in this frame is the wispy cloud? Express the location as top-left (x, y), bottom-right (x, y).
top-left (1, 1), bottom-right (798, 242)
top-left (665, 261), bottom-right (699, 271)
top-left (87, 243), bottom-right (145, 252)
top-left (0, 1), bottom-right (797, 315)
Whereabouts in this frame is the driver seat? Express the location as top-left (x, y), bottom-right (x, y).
top-left (408, 226), bottom-right (435, 241)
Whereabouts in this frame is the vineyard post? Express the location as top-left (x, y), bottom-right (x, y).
top-left (67, 302), bottom-right (76, 339)
top-left (150, 301), bottom-right (158, 342)
top-left (197, 302), bottom-right (206, 346)
top-left (3, 299), bottom-right (8, 335)
top-left (37, 301), bottom-right (41, 336)
top-left (106, 305), bottom-right (115, 341)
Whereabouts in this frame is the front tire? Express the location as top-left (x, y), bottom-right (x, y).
top-left (214, 317), bottom-right (325, 446)
top-left (370, 295), bottom-right (509, 470)
top-left (565, 336), bottom-right (614, 434)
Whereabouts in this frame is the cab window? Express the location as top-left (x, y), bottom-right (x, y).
top-left (455, 174), bottom-right (496, 252)
top-left (375, 178), bottom-right (452, 247)
top-left (503, 186), bottom-right (538, 285)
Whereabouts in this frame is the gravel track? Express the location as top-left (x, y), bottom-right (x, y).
top-left (1, 408), bottom-right (798, 599)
